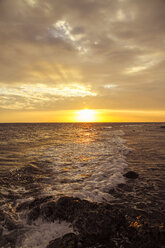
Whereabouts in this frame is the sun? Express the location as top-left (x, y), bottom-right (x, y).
top-left (76, 109), bottom-right (97, 122)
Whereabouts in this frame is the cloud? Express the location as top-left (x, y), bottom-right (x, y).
top-left (0, 84), bottom-right (96, 110)
top-left (0, 0), bottom-right (165, 112)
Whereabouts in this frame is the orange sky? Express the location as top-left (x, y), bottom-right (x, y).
top-left (0, 109), bottom-right (165, 123)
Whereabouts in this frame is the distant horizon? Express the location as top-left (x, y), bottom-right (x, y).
top-left (0, 109), bottom-right (165, 123)
top-left (0, 121), bottom-right (165, 124)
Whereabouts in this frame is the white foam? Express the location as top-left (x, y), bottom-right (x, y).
top-left (40, 128), bottom-right (131, 202)
top-left (20, 219), bottom-right (75, 248)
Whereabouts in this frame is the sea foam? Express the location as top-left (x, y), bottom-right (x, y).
top-left (40, 129), bottom-right (131, 202)
top-left (20, 219), bottom-right (74, 248)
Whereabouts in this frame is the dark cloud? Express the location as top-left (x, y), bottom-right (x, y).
top-left (0, 0), bottom-right (165, 112)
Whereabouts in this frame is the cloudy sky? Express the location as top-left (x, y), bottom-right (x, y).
top-left (0, 0), bottom-right (165, 122)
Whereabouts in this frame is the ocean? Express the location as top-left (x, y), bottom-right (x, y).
top-left (0, 123), bottom-right (165, 247)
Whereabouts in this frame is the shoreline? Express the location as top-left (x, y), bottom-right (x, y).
top-left (1, 195), bottom-right (164, 248)
top-left (0, 196), bottom-right (165, 248)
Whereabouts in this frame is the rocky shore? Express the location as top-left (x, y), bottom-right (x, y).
top-left (1, 196), bottom-right (164, 248)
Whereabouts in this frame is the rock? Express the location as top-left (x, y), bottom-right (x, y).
top-left (75, 207), bottom-right (127, 242)
top-left (108, 188), bottom-right (116, 194)
top-left (124, 171), bottom-right (139, 179)
top-left (27, 206), bottom-right (40, 223)
top-left (21, 196), bottom-right (165, 248)
top-left (0, 230), bottom-right (22, 248)
top-left (0, 210), bottom-right (5, 221)
top-left (16, 201), bottom-right (31, 212)
top-left (28, 196), bottom-right (53, 209)
top-left (46, 233), bottom-right (78, 248)
top-left (5, 217), bottom-right (18, 231)
top-left (16, 196), bottom-right (53, 212)
top-left (41, 197), bottom-right (128, 247)
top-left (160, 125), bottom-right (165, 128)
top-left (0, 237), bottom-right (7, 248)
top-left (41, 197), bottom-right (98, 223)
top-left (128, 226), bottom-right (165, 248)
top-left (40, 200), bottom-right (57, 221)
top-left (0, 227), bottom-right (3, 237)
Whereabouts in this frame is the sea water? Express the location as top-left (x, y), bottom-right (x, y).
top-left (0, 123), bottom-right (165, 247)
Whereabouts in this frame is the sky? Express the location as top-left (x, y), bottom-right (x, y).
top-left (0, 0), bottom-right (165, 122)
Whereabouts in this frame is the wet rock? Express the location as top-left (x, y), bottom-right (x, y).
top-left (47, 233), bottom-right (115, 248)
top-left (29, 196), bottom-right (53, 209)
top-left (41, 197), bottom-right (97, 223)
top-left (136, 203), bottom-right (147, 209)
top-left (75, 207), bottom-right (127, 242)
top-left (46, 233), bottom-right (78, 248)
top-left (27, 206), bottom-right (40, 223)
top-left (0, 230), bottom-right (23, 248)
top-left (22, 164), bottom-right (42, 174)
top-left (0, 226), bottom-right (3, 237)
top-left (16, 201), bottom-right (31, 212)
top-left (0, 210), bottom-right (5, 221)
top-left (0, 210), bottom-right (20, 232)
top-left (23, 196), bottom-right (165, 248)
top-left (16, 196), bottom-right (53, 212)
top-left (5, 217), bottom-right (18, 231)
top-left (40, 200), bottom-right (57, 221)
top-left (124, 171), bottom-right (139, 179)
top-left (128, 226), bottom-right (165, 248)
top-left (0, 237), bottom-right (7, 248)
top-left (41, 197), bottom-right (128, 247)
top-left (108, 188), bottom-right (116, 194)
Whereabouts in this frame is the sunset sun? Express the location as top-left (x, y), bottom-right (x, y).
top-left (76, 109), bottom-right (97, 122)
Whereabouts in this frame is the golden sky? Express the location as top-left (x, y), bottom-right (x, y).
top-left (0, 0), bottom-right (165, 122)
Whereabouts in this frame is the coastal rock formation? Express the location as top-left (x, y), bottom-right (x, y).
top-left (1, 196), bottom-right (164, 247)
top-left (0, 227), bottom-right (3, 237)
top-left (46, 233), bottom-right (78, 248)
top-left (123, 171), bottom-right (139, 179)
top-left (25, 196), bottom-right (164, 248)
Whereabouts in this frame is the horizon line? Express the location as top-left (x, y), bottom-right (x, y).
top-left (0, 121), bottom-right (165, 124)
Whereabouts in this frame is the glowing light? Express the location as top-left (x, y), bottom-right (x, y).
top-left (76, 109), bottom-right (97, 122)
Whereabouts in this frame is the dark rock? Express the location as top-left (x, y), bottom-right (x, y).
top-left (116, 183), bottom-right (133, 192)
top-left (0, 210), bottom-right (5, 221)
top-left (29, 196), bottom-right (53, 209)
top-left (118, 183), bottom-right (126, 188)
top-left (0, 226), bottom-right (3, 237)
top-left (27, 206), bottom-right (40, 223)
top-left (0, 230), bottom-right (23, 248)
top-left (40, 200), bottom-right (57, 221)
top-left (128, 226), bottom-right (165, 248)
top-left (41, 197), bottom-right (98, 223)
top-left (46, 233), bottom-right (78, 248)
top-left (41, 197), bottom-right (128, 247)
top-left (22, 164), bottom-right (42, 174)
top-left (160, 125), bottom-right (165, 128)
top-left (5, 231), bottom-right (18, 245)
top-left (21, 196), bottom-right (165, 248)
top-left (16, 196), bottom-right (53, 212)
top-left (108, 188), bottom-right (116, 194)
top-left (136, 203), bottom-right (146, 209)
top-left (124, 171), bottom-right (139, 179)
top-left (5, 217), bottom-right (18, 231)
top-left (0, 237), bottom-right (7, 248)
top-left (16, 201), bottom-right (31, 212)
top-left (75, 207), bottom-right (127, 242)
